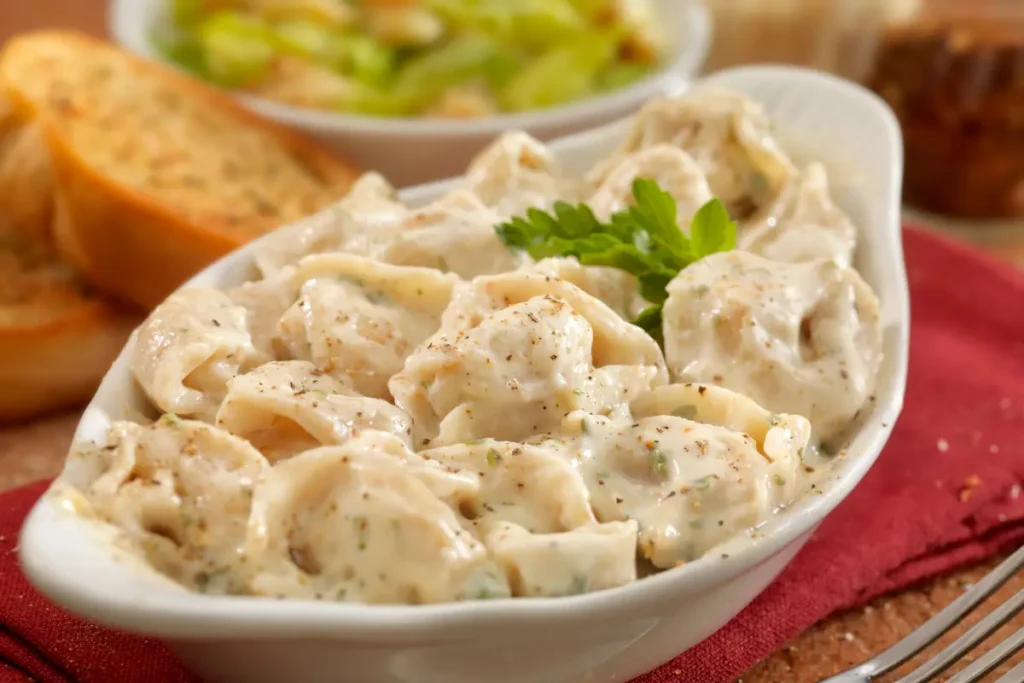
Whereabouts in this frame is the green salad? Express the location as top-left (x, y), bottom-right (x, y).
top-left (154, 0), bottom-right (665, 117)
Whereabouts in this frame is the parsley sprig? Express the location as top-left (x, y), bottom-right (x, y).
top-left (495, 178), bottom-right (737, 343)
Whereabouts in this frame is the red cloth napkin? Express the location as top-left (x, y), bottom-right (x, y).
top-left (3, 226), bottom-right (1023, 683)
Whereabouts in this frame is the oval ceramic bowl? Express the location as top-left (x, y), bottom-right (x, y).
top-left (20, 66), bottom-right (908, 683)
top-left (109, 0), bottom-right (711, 187)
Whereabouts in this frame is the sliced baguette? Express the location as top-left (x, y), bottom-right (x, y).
top-left (0, 224), bottom-right (137, 424)
top-left (0, 31), bottom-right (361, 310)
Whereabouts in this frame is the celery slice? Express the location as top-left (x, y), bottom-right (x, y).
top-left (429, 0), bottom-right (584, 48)
top-left (197, 12), bottom-right (276, 87)
top-left (499, 33), bottom-right (617, 111)
top-left (390, 34), bottom-right (501, 108)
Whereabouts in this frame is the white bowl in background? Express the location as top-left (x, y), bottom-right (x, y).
top-left (20, 66), bottom-right (908, 683)
top-left (109, 0), bottom-right (712, 187)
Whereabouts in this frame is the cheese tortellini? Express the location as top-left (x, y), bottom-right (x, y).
top-left (65, 86), bottom-right (885, 607)
top-left (390, 274), bottom-right (666, 446)
top-left (739, 163), bottom-right (858, 267)
top-left (68, 417), bottom-right (268, 594)
top-left (277, 254), bottom-right (459, 398)
top-left (215, 361), bottom-right (413, 461)
top-left (132, 289), bottom-right (265, 421)
top-left (595, 89), bottom-right (796, 218)
top-left (245, 434), bottom-right (509, 603)
top-left (465, 131), bottom-right (583, 218)
top-left (662, 251), bottom-right (882, 443)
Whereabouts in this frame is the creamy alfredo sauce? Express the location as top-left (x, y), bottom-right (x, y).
top-left (57, 88), bottom-right (882, 604)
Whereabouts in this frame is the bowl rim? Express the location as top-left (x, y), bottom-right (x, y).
top-left (107, 0), bottom-right (712, 137)
top-left (19, 64), bottom-right (909, 641)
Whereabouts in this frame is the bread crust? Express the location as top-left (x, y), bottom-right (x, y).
top-left (0, 224), bottom-right (137, 423)
top-left (0, 292), bottom-right (136, 424)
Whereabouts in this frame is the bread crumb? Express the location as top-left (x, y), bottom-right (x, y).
top-left (959, 474), bottom-right (982, 502)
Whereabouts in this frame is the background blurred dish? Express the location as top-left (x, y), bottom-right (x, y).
top-left (20, 65), bottom-right (908, 683)
top-left (149, 0), bottom-right (668, 119)
top-left (110, 0), bottom-right (711, 186)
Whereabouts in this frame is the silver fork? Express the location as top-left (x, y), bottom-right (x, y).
top-left (822, 543), bottom-right (1024, 683)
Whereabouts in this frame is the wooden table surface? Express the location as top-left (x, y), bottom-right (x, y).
top-left (1, 3), bottom-right (1022, 682)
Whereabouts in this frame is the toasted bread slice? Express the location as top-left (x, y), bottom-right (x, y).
top-left (0, 224), bottom-right (137, 424)
top-left (0, 31), bottom-right (361, 310)
top-left (0, 93), bottom-right (54, 243)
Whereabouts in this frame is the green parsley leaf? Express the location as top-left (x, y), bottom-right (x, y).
top-left (690, 194), bottom-right (737, 256)
top-left (494, 178), bottom-right (737, 344)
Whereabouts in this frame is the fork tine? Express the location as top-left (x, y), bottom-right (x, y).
top-left (898, 588), bottom-right (1024, 683)
top-left (946, 625), bottom-right (1024, 683)
top-left (821, 544), bottom-right (1024, 682)
top-left (993, 659), bottom-right (1024, 683)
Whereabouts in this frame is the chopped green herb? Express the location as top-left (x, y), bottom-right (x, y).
top-left (672, 404), bottom-right (698, 420)
top-left (572, 388), bottom-right (585, 396)
top-left (494, 178), bottom-right (737, 344)
top-left (569, 574), bottom-right (588, 595)
top-left (767, 413), bottom-right (783, 427)
top-left (486, 448), bottom-right (502, 466)
top-left (580, 417), bottom-right (590, 435)
top-left (335, 587), bottom-right (348, 601)
top-left (159, 412), bottom-right (182, 427)
top-left (691, 474), bottom-right (719, 490)
top-left (773, 473), bottom-right (786, 486)
top-left (689, 519), bottom-right (704, 530)
top-left (649, 447), bottom-right (669, 478)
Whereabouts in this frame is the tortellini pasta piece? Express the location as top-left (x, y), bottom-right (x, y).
top-left (564, 411), bottom-right (807, 569)
top-left (277, 254), bottom-right (459, 399)
top-left (739, 163), bottom-right (858, 268)
top-left (215, 361), bottom-right (413, 461)
top-left (367, 190), bottom-right (527, 278)
top-left (464, 131), bottom-right (583, 218)
top-left (485, 520), bottom-right (639, 597)
top-left (132, 288), bottom-right (264, 421)
top-left (662, 251), bottom-right (882, 443)
top-left (227, 268), bottom-right (299, 358)
top-left (419, 440), bottom-right (596, 534)
top-left (435, 271), bottom-right (668, 375)
top-left (253, 173), bottom-right (403, 278)
top-left (594, 89), bottom-right (796, 218)
top-left (391, 275), bottom-right (666, 446)
top-left (72, 418), bottom-right (269, 593)
top-left (523, 257), bottom-right (646, 321)
top-left (244, 433), bottom-right (510, 603)
top-left (586, 145), bottom-right (713, 222)
top-left (630, 382), bottom-right (812, 461)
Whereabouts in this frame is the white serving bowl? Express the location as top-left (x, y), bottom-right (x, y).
top-left (109, 0), bottom-right (711, 187)
top-left (20, 66), bottom-right (908, 683)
